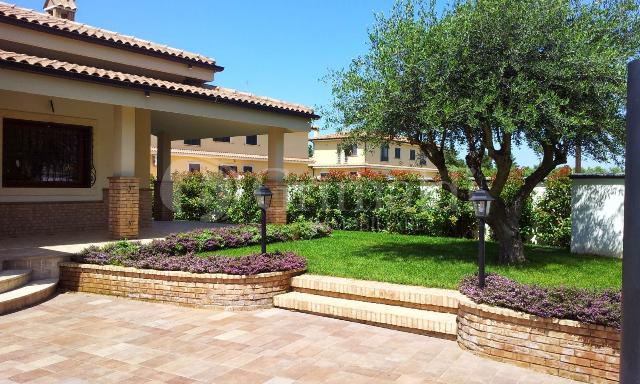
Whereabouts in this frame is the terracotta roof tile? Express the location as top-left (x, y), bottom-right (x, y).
top-left (0, 1), bottom-right (218, 68)
top-left (0, 49), bottom-right (317, 117)
top-left (312, 132), bottom-right (411, 143)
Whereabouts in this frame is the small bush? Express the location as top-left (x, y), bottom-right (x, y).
top-left (533, 167), bottom-right (572, 247)
top-left (74, 222), bottom-right (331, 274)
top-left (459, 274), bottom-right (620, 329)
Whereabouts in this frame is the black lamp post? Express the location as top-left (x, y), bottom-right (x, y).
top-left (254, 185), bottom-right (273, 254)
top-left (470, 189), bottom-right (494, 289)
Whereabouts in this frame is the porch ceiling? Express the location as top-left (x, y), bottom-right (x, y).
top-left (151, 110), bottom-right (275, 140)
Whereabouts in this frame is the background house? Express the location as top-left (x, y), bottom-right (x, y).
top-left (310, 133), bottom-right (438, 179)
top-left (150, 132), bottom-right (310, 176)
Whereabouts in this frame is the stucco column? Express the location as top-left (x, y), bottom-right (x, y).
top-left (154, 130), bottom-right (174, 221)
top-left (135, 109), bottom-right (152, 228)
top-left (109, 106), bottom-right (139, 239)
top-left (266, 128), bottom-right (287, 224)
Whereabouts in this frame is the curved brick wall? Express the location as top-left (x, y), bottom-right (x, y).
top-left (457, 300), bottom-right (620, 384)
top-left (59, 262), bottom-right (305, 310)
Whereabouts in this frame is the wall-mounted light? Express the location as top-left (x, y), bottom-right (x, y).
top-left (144, 90), bottom-right (151, 98)
top-left (188, 64), bottom-right (193, 69)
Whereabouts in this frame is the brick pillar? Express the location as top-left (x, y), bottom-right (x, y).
top-left (265, 181), bottom-right (287, 224)
top-left (108, 177), bottom-right (140, 239)
top-left (139, 188), bottom-right (153, 228)
top-left (153, 181), bottom-right (174, 221)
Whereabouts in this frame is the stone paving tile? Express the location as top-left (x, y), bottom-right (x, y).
top-left (0, 292), bottom-right (581, 384)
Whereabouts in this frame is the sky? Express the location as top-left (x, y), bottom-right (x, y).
top-left (14, 0), bottom-right (614, 169)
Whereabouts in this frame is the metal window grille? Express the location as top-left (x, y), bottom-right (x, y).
top-left (2, 118), bottom-right (92, 188)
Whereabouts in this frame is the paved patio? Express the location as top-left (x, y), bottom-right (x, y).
top-left (0, 221), bottom-right (228, 261)
top-left (0, 293), bottom-right (579, 384)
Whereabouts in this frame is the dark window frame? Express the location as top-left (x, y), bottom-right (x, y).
top-left (188, 163), bottom-right (201, 172)
top-left (242, 165), bottom-right (254, 173)
top-left (410, 149), bottom-right (416, 161)
top-left (394, 147), bottom-right (401, 159)
top-left (213, 137), bottom-right (231, 142)
top-left (2, 118), bottom-right (93, 188)
top-left (183, 138), bottom-right (201, 146)
top-left (380, 144), bottom-right (389, 162)
top-left (245, 135), bottom-right (258, 145)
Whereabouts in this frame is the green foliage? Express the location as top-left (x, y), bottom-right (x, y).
top-left (227, 172), bottom-right (264, 224)
top-left (533, 167), bottom-right (573, 247)
top-left (286, 171), bottom-right (476, 238)
top-left (172, 171), bottom-right (259, 223)
top-left (325, 0), bottom-right (639, 262)
top-left (492, 168), bottom-right (535, 242)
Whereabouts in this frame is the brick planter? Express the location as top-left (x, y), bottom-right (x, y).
top-left (457, 300), bottom-right (620, 383)
top-left (59, 262), bottom-right (305, 310)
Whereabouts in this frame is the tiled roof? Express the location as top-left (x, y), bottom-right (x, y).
top-left (151, 148), bottom-right (311, 164)
top-left (0, 2), bottom-right (220, 69)
top-left (0, 49), bottom-right (317, 117)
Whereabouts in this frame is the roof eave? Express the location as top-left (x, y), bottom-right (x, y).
top-left (0, 14), bottom-right (220, 70)
top-left (0, 59), bottom-right (319, 119)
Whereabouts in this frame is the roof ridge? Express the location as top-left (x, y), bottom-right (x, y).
top-left (0, 48), bottom-right (316, 117)
top-left (0, 1), bottom-right (218, 67)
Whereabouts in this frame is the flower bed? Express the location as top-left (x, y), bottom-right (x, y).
top-left (459, 274), bottom-right (621, 329)
top-left (74, 222), bottom-right (331, 274)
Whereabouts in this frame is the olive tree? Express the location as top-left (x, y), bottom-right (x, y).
top-left (326, 0), bottom-right (639, 263)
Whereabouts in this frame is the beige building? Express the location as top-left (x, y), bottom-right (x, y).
top-left (150, 132), bottom-right (310, 176)
top-left (310, 133), bottom-right (438, 179)
top-left (0, 0), bottom-right (316, 238)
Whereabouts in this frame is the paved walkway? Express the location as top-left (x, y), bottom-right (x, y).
top-left (0, 293), bottom-right (579, 384)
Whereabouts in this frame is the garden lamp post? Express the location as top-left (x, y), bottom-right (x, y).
top-left (470, 189), bottom-right (494, 289)
top-left (254, 185), bottom-right (273, 254)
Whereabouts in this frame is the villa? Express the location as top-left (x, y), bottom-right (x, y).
top-left (0, 0), bottom-right (317, 239)
top-left (310, 132), bottom-right (439, 179)
top-left (150, 131), bottom-right (311, 176)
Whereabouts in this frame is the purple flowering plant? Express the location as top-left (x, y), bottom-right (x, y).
top-left (459, 274), bottom-right (621, 329)
top-left (74, 222), bottom-right (330, 275)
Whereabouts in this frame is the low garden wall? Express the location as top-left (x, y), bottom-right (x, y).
top-left (457, 300), bottom-right (620, 384)
top-left (59, 262), bottom-right (305, 311)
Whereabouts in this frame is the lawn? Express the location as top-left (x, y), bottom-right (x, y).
top-left (201, 230), bottom-right (621, 290)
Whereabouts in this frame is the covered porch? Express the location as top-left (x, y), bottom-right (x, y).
top-left (0, 52), bottom-right (316, 240)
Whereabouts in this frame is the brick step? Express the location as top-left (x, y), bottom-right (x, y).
top-left (0, 279), bottom-right (57, 315)
top-left (274, 291), bottom-right (457, 339)
top-left (0, 270), bottom-right (31, 294)
top-left (291, 275), bottom-right (464, 314)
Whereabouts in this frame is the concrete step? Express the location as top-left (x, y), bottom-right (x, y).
top-left (291, 275), bottom-right (464, 314)
top-left (0, 279), bottom-right (57, 315)
top-left (274, 291), bottom-right (457, 339)
top-left (0, 270), bottom-right (31, 294)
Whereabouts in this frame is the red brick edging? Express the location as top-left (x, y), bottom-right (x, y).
top-left (59, 262), bottom-right (306, 310)
top-left (457, 300), bottom-right (620, 383)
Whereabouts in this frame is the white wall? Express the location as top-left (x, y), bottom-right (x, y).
top-left (571, 177), bottom-right (625, 258)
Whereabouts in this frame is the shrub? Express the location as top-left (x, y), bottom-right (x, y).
top-left (80, 251), bottom-right (305, 275)
top-left (459, 274), bottom-right (620, 329)
top-left (533, 166), bottom-right (572, 247)
top-left (75, 222), bottom-right (330, 270)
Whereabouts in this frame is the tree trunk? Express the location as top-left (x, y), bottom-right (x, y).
top-left (488, 203), bottom-right (526, 264)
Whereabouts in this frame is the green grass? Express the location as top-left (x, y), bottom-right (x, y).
top-left (200, 231), bottom-right (621, 290)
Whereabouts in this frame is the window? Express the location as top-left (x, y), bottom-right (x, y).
top-left (320, 172), bottom-right (329, 178)
top-left (410, 150), bottom-right (416, 161)
top-left (418, 154), bottom-right (427, 165)
top-left (245, 135), bottom-right (258, 145)
top-left (184, 139), bottom-right (201, 146)
top-left (218, 165), bottom-right (238, 175)
top-left (2, 118), bottom-right (92, 188)
top-left (243, 166), bottom-right (253, 173)
top-left (395, 148), bottom-right (401, 159)
top-left (213, 137), bottom-right (231, 142)
top-left (380, 145), bottom-right (389, 162)
top-left (350, 172), bottom-right (358, 176)
top-left (188, 163), bottom-right (201, 173)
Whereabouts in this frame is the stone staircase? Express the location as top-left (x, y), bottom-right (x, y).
top-left (274, 275), bottom-right (463, 340)
top-left (0, 256), bottom-right (62, 315)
